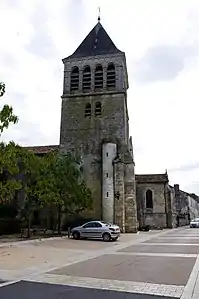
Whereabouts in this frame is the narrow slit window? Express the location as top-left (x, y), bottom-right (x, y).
top-left (85, 103), bottom-right (91, 117)
top-left (106, 152), bottom-right (108, 157)
top-left (95, 102), bottom-right (101, 116)
top-left (107, 63), bottom-right (116, 89)
top-left (106, 173), bottom-right (108, 177)
top-left (94, 65), bottom-right (103, 90)
top-left (82, 66), bottom-right (91, 92)
top-left (146, 189), bottom-right (153, 209)
top-left (70, 67), bottom-right (79, 92)
top-left (107, 192), bottom-right (109, 197)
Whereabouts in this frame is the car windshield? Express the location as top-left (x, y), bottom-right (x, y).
top-left (192, 218), bottom-right (199, 222)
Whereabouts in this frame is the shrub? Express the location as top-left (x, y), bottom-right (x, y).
top-left (0, 204), bottom-right (18, 219)
top-left (0, 218), bottom-right (21, 235)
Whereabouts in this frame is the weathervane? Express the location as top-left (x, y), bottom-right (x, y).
top-left (98, 7), bottom-right (101, 22)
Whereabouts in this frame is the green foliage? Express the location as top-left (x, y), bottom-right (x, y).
top-left (0, 105), bottom-right (18, 133)
top-left (0, 82), bottom-right (18, 135)
top-left (36, 152), bottom-right (93, 215)
top-left (0, 82), bottom-right (5, 97)
top-left (0, 141), bottom-right (93, 235)
top-left (0, 142), bottom-right (22, 201)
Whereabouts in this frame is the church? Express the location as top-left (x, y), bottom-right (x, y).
top-left (26, 19), bottom-right (199, 232)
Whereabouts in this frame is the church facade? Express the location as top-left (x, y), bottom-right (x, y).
top-left (26, 20), bottom-right (199, 232)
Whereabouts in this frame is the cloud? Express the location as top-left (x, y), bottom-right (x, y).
top-left (25, 2), bottom-right (57, 58)
top-left (134, 43), bottom-right (199, 83)
top-left (169, 162), bottom-right (199, 173)
top-left (1, 0), bottom-right (199, 194)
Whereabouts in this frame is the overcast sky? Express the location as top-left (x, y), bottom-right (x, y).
top-left (0, 0), bottom-right (199, 193)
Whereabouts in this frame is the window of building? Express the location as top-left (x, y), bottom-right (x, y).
top-left (106, 152), bottom-right (108, 157)
top-left (146, 189), bottom-right (153, 209)
top-left (94, 64), bottom-right (103, 90)
top-left (70, 66), bottom-right (79, 92)
top-left (82, 66), bottom-right (91, 92)
top-left (107, 192), bottom-right (109, 197)
top-left (106, 173), bottom-right (108, 177)
top-left (95, 102), bottom-right (101, 116)
top-left (85, 103), bottom-right (91, 117)
top-left (107, 63), bottom-right (116, 89)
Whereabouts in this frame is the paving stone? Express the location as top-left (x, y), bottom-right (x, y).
top-left (50, 254), bottom-right (196, 286)
top-left (119, 244), bottom-right (199, 254)
top-left (0, 281), bottom-right (179, 299)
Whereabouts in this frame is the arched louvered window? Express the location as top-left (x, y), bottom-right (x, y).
top-left (82, 66), bottom-right (91, 92)
top-left (70, 67), bottom-right (79, 92)
top-left (94, 65), bottom-right (103, 90)
top-left (146, 189), bottom-right (153, 210)
top-left (107, 63), bottom-right (116, 89)
top-left (95, 102), bottom-right (101, 116)
top-left (85, 103), bottom-right (91, 117)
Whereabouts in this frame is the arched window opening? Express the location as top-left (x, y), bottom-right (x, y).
top-left (82, 66), bottom-right (91, 92)
top-left (70, 67), bottom-right (79, 92)
top-left (95, 102), bottom-right (101, 116)
top-left (107, 63), bottom-right (116, 89)
top-left (94, 65), bottom-right (103, 90)
top-left (146, 189), bottom-right (153, 210)
top-left (85, 103), bottom-right (91, 117)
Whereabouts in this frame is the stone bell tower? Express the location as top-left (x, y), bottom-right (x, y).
top-left (60, 17), bottom-right (138, 232)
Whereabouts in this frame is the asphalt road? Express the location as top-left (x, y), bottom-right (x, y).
top-left (0, 281), bottom-right (177, 299)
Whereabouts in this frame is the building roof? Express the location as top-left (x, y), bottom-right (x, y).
top-left (23, 145), bottom-right (59, 154)
top-left (135, 174), bottom-right (169, 184)
top-left (68, 21), bottom-right (123, 59)
top-left (169, 184), bottom-right (199, 200)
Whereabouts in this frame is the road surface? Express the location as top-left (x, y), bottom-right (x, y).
top-left (0, 226), bottom-right (198, 298)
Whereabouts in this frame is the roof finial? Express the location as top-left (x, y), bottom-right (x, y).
top-left (98, 7), bottom-right (101, 22)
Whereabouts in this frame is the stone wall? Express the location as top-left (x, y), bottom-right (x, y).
top-left (62, 53), bottom-right (128, 95)
top-left (173, 184), bottom-right (189, 226)
top-left (136, 181), bottom-right (168, 229)
top-left (124, 159), bottom-right (137, 233)
top-left (113, 160), bottom-right (125, 231)
top-left (168, 186), bottom-right (177, 228)
top-left (188, 195), bottom-right (199, 220)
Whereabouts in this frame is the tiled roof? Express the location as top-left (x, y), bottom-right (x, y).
top-left (68, 21), bottom-right (123, 59)
top-left (135, 174), bottom-right (169, 183)
top-left (23, 145), bottom-right (59, 154)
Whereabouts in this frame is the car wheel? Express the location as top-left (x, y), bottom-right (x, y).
top-left (102, 233), bottom-right (111, 242)
top-left (72, 231), bottom-right (80, 240)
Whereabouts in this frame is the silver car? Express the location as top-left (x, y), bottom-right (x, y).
top-left (190, 218), bottom-right (199, 228)
top-left (70, 221), bottom-right (120, 241)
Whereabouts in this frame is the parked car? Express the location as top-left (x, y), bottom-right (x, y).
top-left (70, 220), bottom-right (120, 241)
top-left (190, 218), bottom-right (199, 228)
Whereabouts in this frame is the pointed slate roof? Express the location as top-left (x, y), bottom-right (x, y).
top-left (68, 21), bottom-right (123, 59)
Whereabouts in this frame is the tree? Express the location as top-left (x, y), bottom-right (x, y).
top-left (15, 148), bottom-right (43, 237)
top-left (36, 152), bottom-right (93, 234)
top-left (0, 82), bottom-right (5, 97)
top-left (0, 82), bottom-right (18, 136)
top-left (0, 142), bottom-right (22, 203)
top-left (0, 143), bottom-right (42, 237)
